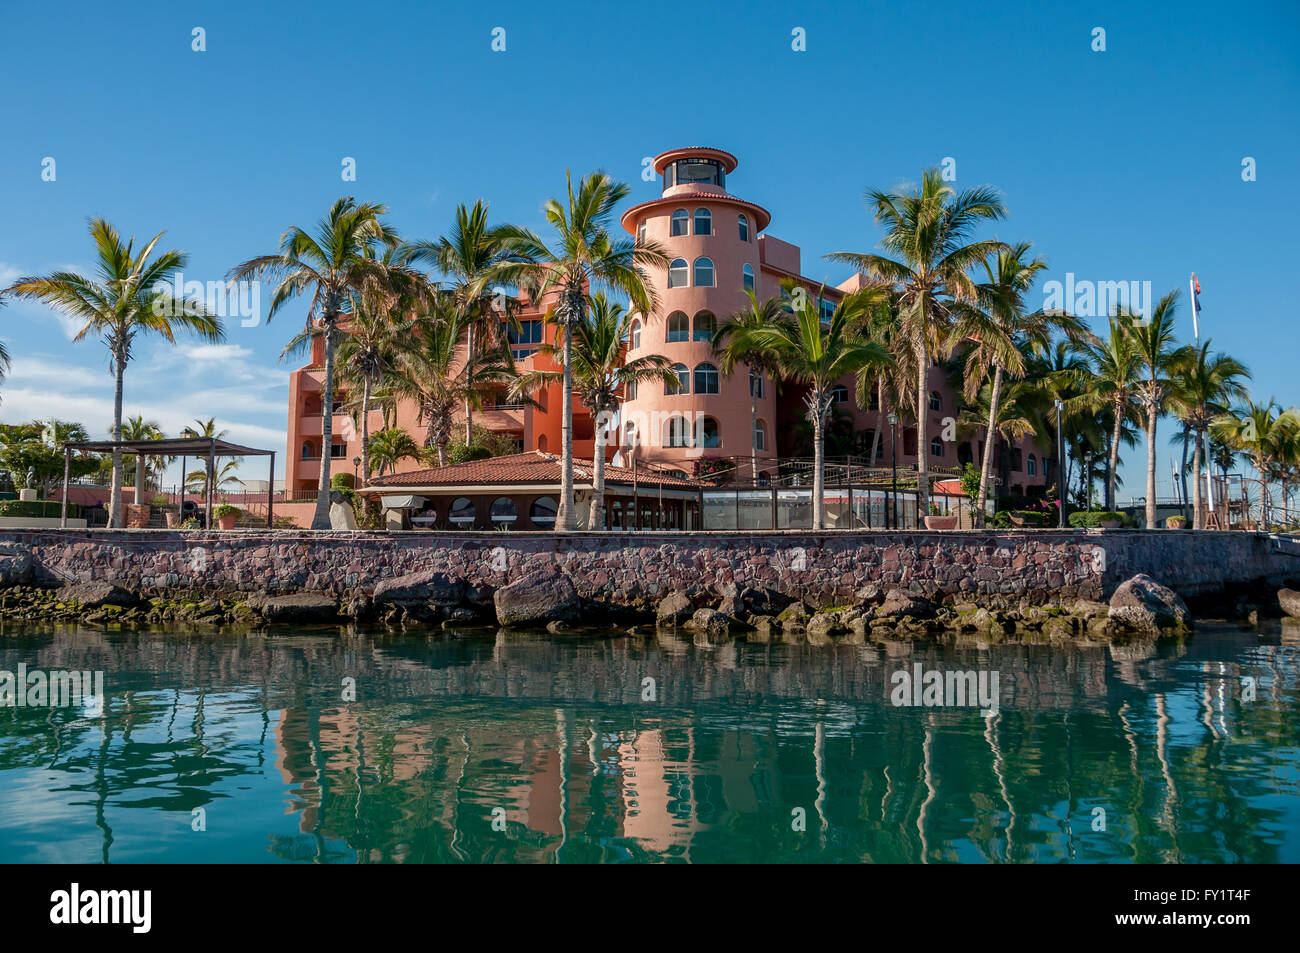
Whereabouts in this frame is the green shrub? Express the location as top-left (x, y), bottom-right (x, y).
top-left (447, 444), bottom-right (492, 465)
top-left (1068, 510), bottom-right (1124, 528)
top-left (181, 517), bottom-right (201, 529)
top-left (0, 500), bottom-right (83, 519)
top-left (214, 504), bottom-right (242, 518)
top-left (1011, 510), bottom-right (1046, 527)
top-left (988, 510), bottom-right (1012, 529)
top-left (331, 472), bottom-right (355, 490)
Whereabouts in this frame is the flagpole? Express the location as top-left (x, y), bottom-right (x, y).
top-left (1189, 273), bottom-right (1200, 343)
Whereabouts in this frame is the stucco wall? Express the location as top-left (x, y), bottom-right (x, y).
top-left (3, 529), bottom-right (1296, 609)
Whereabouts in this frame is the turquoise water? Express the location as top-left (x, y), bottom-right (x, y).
top-left (0, 622), bottom-right (1297, 863)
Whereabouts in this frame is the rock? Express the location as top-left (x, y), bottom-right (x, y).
top-left (0, 547), bottom-right (33, 588)
top-left (1108, 574), bottom-right (1191, 636)
top-left (876, 589), bottom-right (936, 620)
top-left (717, 594), bottom-right (743, 617)
top-left (59, 580), bottom-right (139, 609)
top-left (1278, 589), bottom-right (1300, 619)
top-left (686, 608), bottom-right (730, 641)
top-left (854, 584), bottom-right (884, 606)
top-left (656, 592), bottom-right (694, 627)
top-left (807, 610), bottom-right (847, 639)
top-left (546, 620), bottom-right (572, 634)
top-left (493, 567), bottom-right (580, 627)
top-left (1072, 600), bottom-right (1110, 620)
top-left (247, 591), bottom-right (340, 623)
top-left (374, 569), bottom-right (465, 608)
top-left (776, 601), bottom-right (810, 632)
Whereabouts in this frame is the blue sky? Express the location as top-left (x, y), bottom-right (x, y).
top-left (1, 0), bottom-right (1296, 495)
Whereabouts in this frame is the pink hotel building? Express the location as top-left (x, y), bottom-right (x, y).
top-left (284, 146), bottom-right (1048, 508)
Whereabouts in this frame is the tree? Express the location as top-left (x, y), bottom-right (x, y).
top-left (184, 417), bottom-right (230, 505)
top-left (1166, 340), bottom-right (1250, 528)
top-left (405, 201), bottom-right (520, 444)
top-left (829, 168), bottom-right (1006, 515)
top-left (365, 427), bottom-right (421, 477)
top-left (724, 285), bottom-right (890, 529)
top-left (229, 197), bottom-right (417, 528)
top-left (495, 171), bottom-right (669, 531)
top-left (1077, 315), bottom-right (1144, 511)
top-left (0, 420), bottom-right (96, 498)
top-left (509, 293), bottom-right (677, 529)
top-left (4, 219), bottom-right (224, 526)
top-left (120, 415), bottom-right (163, 503)
top-left (1125, 292), bottom-right (1181, 528)
top-left (1212, 398), bottom-right (1300, 528)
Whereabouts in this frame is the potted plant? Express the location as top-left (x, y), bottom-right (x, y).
top-left (181, 517), bottom-right (201, 529)
top-left (1165, 515), bottom-right (1187, 529)
top-left (1097, 511), bottom-right (1123, 529)
top-left (214, 503), bottom-right (242, 530)
top-left (924, 503), bottom-right (958, 531)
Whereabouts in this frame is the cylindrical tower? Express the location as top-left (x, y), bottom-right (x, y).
top-left (619, 147), bottom-right (775, 476)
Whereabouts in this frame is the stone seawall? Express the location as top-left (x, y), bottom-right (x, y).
top-left (2, 529), bottom-right (1296, 610)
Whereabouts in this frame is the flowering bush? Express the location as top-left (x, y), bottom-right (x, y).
top-left (692, 457), bottom-right (735, 484)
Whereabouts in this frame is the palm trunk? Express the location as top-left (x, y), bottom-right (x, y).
top-left (464, 325), bottom-right (475, 444)
top-left (1107, 398), bottom-right (1123, 512)
top-left (360, 376), bottom-right (372, 484)
top-left (1145, 402), bottom-right (1158, 529)
top-left (915, 337), bottom-right (930, 519)
top-left (868, 380), bottom-right (883, 465)
top-left (1191, 428), bottom-right (1204, 529)
top-left (556, 302), bottom-right (577, 532)
top-left (750, 377), bottom-right (759, 486)
top-left (975, 363), bottom-right (1003, 527)
top-left (812, 396), bottom-right (825, 530)
top-left (108, 352), bottom-right (125, 528)
top-left (1179, 427), bottom-right (1190, 520)
top-left (311, 317), bottom-right (336, 530)
top-left (134, 449), bottom-right (146, 509)
top-left (589, 412), bottom-right (608, 530)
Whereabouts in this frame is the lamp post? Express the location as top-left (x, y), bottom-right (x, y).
top-left (1054, 399), bottom-right (1066, 528)
top-left (353, 456), bottom-right (360, 485)
top-left (887, 412), bottom-right (898, 530)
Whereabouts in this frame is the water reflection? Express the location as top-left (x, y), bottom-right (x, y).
top-left (0, 623), bottom-right (1297, 863)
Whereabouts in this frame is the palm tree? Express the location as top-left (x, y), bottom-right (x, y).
top-left (1212, 398), bottom-right (1300, 528)
top-left (185, 417), bottom-right (228, 507)
top-left (229, 197), bottom-right (416, 528)
top-left (406, 201), bottom-right (520, 444)
top-left (712, 290), bottom-right (794, 482)
top-left (120, 415), bottom-right (163, 504)
top-left (509, 293), bottom-right (678, 529)
top-left (495, 171), bottom-right (669, 532)
top-left (1166, 341), bottom-right (1250, 528)
top-left (397, 304), bottom-right (513, 467)
top-left (1125, 292), bottom-right (1181, 528)
top-left (1078, 316), bottom-right (1144, 511)
top-left (4, 219), bottom-right (224, 526)
top-left (829, 168), bottom-right (1006, 515)
top-left (365, 427), bottom-right (421, 477)
top-left (724, 285), bottom-right (890, 529)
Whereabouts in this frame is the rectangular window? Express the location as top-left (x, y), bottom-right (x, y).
top-left (330, 444), bottom-right (348, 458)
top-left (508, 320), bottom-right (543, 359)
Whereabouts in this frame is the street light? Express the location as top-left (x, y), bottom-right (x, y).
top-left (1054, 399), bottom-right (1066, 528)
top-left (887, 412), bottom-right (898, 530)
top-left (353, 456), bottom-right (360, 485)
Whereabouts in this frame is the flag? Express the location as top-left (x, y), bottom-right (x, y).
top-left (1189, 272), bottom-right (1202, 338)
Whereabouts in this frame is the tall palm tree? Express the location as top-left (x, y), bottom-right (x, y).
top-left (510, 293), bottom-right (678, 529)
top-left (725, 285), bottom-right (891, 529)
top-left (712, 290), bottom-right (794, 482)
top-left (829, 168), bottom-right (1006, 515)
top-left (1166, 340), bottom-right (1250, 528)
top-left (495, 171), bottom-right (669, 532)
top-left (1125, 292), bottom-right (1181, 528)
top-left (229, 197), bottom-right (415, 528)
top-left (406, 201), bottom-right (520, 444)
top-left (4, 219), bottom-right (223, 526)
top-left (120, 415), bottom-right (163, 503)
top-left (1212, 398), bottom-right (1299, 528)
top-left (1078, 315), bottom-right (1144, 511)
top-left (365, 427), bottom-right (421, 477)
top-left (397, 304), bottom-right (513, 467)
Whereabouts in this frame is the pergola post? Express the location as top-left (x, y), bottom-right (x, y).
top-left (61, 446), bottom-right (71, 529)
top-left (267, 452), bottom-right (275, 528)
top-left (206, 437), bottom-right (216, 529)
top-left (178, 454), bottom-right (187, 526)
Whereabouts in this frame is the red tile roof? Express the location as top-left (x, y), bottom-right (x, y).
top-left (620, 191), bottom-right (772, 233)
top-left (363, 451), bottom-right (705, 491)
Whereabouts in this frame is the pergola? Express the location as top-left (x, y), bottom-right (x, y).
top-left (60, 437), bottom-right (276, 529)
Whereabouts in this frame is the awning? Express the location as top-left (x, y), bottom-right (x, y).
top-left (380, 495), bottom-right (426, 509)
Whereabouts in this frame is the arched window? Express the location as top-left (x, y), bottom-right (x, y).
top-left (930, 438), bottom-right (945, 458)
top-left (693, 208), bottom-right (712, 235)
top-left (1027, 454), bottom-right (1037, 476)
top-left (629, 319), bottom-right (641, 349)
top-left (666, 311), bottom-right (689, 341)
top-left (694, 362), bottom-right (719, 394)
top-left (754, 419), bottom-right (767, 451)
top-left (693, 257), bottom-right (714, 287)
top-left (830, 385), bottom-right (849, 404)
top-left (623, 420), bottom-right (639, 449)
top-left (929, 391), bottom-right (942, 412)
top-left (663, 414), bottom-right (690, 447)
top-left (738, 213), bottom-right (749, 242)
top-left (666, 363), bottom-right (689, 394)
top-left (742, 263), bottom-right (754, 292)
top-left (448, 497), bottom-right (476, 527)
top-left (668, 258), bottom-right (688, 288)
top-left (749, 369), bottom-right (764, 398)
top-left (301, 442), bottom-right (312, 459)
top-left (537, 434), bottom-right (548, 452)
top-left (490, 496), bottom-right (518, 525)
top-left (698, 416), bottom-right (721, 448)
top-left (671, 209), bottom-right (688, 236)
top-left (529, 496), bottom-right (557, 528)
top-left (692, 311), bottom-right (716, 342)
